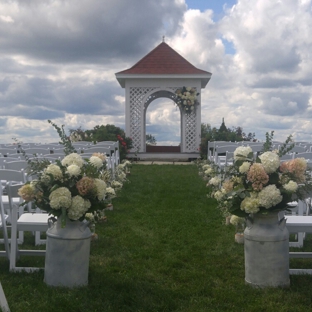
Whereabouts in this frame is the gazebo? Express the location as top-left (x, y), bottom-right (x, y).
top-left (115, 41), bottom-right (211, 160)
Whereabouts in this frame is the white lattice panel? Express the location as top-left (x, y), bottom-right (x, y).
top-left (129, 87), bottom-right (157, 151)
top-left (185, 110), bottom-right (197, 152)
top-left (128, 86), bottom-right (200, 153)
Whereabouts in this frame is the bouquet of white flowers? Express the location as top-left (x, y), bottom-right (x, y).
top-left (174, 86), bottom-right (199, 113)
top-left (18, 152), bottom-right (112, 227)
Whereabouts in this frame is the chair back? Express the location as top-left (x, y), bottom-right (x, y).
top-left (289, 145), bottom-right (307, 153)
top-left (280, 153), bottom-right (295, 162)
top-left (0, 157), bottom-right (21, 169)
top-left (295, 152), bottom-right (312, 159)
top-left (83, 146), bottom-right (112, 155)
top-left (0, 148), bottom-right (19, 157)
top-left (23, 148), bottom-right (50, 156)
top-left (3, 160), bottom-right (29, 171)
top-left (214, 145), bottom-right (239, 163)
top-left (0, 169), bottom-right (27, 183)
top-left (245, 144), bottom-right (264, 153)
top-left (7, 183), bottom-right (23, 206)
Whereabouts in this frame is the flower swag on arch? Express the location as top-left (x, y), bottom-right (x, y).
top-left (174, 86), bottom-right (200, 113)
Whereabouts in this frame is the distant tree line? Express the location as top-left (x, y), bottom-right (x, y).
top-left (200, 121), bottom-right (256, 159)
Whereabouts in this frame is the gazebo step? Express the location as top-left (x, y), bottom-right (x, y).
top-left (127, 152), bottom-right (200, 162)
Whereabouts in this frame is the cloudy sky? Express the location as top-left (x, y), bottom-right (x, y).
top-left (1, 0), bottom-right (312, 145)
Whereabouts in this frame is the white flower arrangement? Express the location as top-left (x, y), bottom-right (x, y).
top-left (206, 140), bottom-right (312, 217)
top-left (18, 152), bottom-right (119, 227)
top-left (174, 86), bottom-right (199, 113)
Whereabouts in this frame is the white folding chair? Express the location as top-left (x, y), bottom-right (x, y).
top-left (285, 200), bottom-right (309, 248)
top-left (8, 183), bottom-right (49, 272)
top-left (223, 151), bottom-right (234, 172)
top-left (0, 157), bottom-right (21, 169)
top-left (286, 214), bottom-right (312, 275)
top-left (214, 145), bottom-right (238, 168)
top-left (3, 160), bottom-right (29, 171)
top-left (0, 169), bottom-right (28, 243)
top-left (0, 184), bottom-right (10, 260)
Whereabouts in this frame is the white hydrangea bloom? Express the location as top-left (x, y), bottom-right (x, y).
top-left (111, 180), bottom-right (123, 189)
top-left (67, 195), bottom-right (90, 220)
top-left (259, 152), bottom-right (280, 174)
top-left (94, 179), bottom-right (106, 200)
top-left (240, 196), bottom-right (260, 214)
top-left (117, 170), bottom-right (127, 182)
top-left (213, 190), bottom-right (224, 201)
top-left (85, 212), bottom-right (95, 222)
top-left (117, 164), bottom-right (125, 170)
top-left (92, 153), bottom-right (106, 162)
top-left (205, 168), bottom-right (213, 175)
top-left (106, 187), bottom-right (116, 198)
top-left (61, 153), bottom-right (84, 168)
top-left (234, 146), bottom-right (253, 161)
top-left (123, 160), bottom-right (131, 166)
top-left (230, 215), bottom-right (245, 226)
top-left (208, 177), bottom-right (221, 186)
top-left (283, 180), bottom-right (298, 193)
top-left (49, 187), bottom-right (72, 210)
top-left (89, 156), bottom-right (103, 169)
top-left (45, 164), bottom-right (63, 180)
top-left (239, 162), bottom-right (251, 174)
top-left (66, 164), bottom-right (81, 177)
top-left (258, 185), bottom-right (283, 209)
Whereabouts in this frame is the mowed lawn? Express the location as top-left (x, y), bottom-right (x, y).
top-left (0, 164), bottom-right (312, 312)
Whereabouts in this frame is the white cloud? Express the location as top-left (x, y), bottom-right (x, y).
top-left (0, 15), bottom-right (14, 23)
top-left (1, 0), bottom-right (312, 145)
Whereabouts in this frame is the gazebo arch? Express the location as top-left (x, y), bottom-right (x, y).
top-left (115, 41), bottom-right (212, 160)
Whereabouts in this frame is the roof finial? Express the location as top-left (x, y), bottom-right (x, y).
top-left (162, 35), bottom-right (165, 42)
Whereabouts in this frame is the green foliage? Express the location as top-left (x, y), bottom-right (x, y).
top-left (263, 131), bottom-right (295, 156)
top-left (263, 131), bottom-right (274, 152)
top-left (69, 124), bottom-right (133, 161)
top-left (146, 134), bottom-right (157, 145)
top-left (48, 120), bottom-right (76, 155)
top-left (278, 134), bottom-right (295, 157)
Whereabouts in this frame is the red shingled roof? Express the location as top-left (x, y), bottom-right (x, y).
top-left (116, 42), bottom-right (211, 75)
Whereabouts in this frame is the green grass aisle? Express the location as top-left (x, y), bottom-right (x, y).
top-left (92, 164), bottom-right (233, 312)
top-left (1, 164), bottom-right (312, 311)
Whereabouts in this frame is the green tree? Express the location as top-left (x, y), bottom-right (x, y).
top-left (69, 124), bottom-right (133, 161)
top-left (146, 134), bottom-right (157, 145)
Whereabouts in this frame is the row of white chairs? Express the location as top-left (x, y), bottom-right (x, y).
top-left (0, 141), bottom-right (120, 179)
top-left (0, 140), bottom-right (120, 165)
top-left (0, 169), bottom-right (50, 272)
top-left (209, 141), bottom-right (312, 171)
top-left (208, 140), bottom-right (312, 163)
